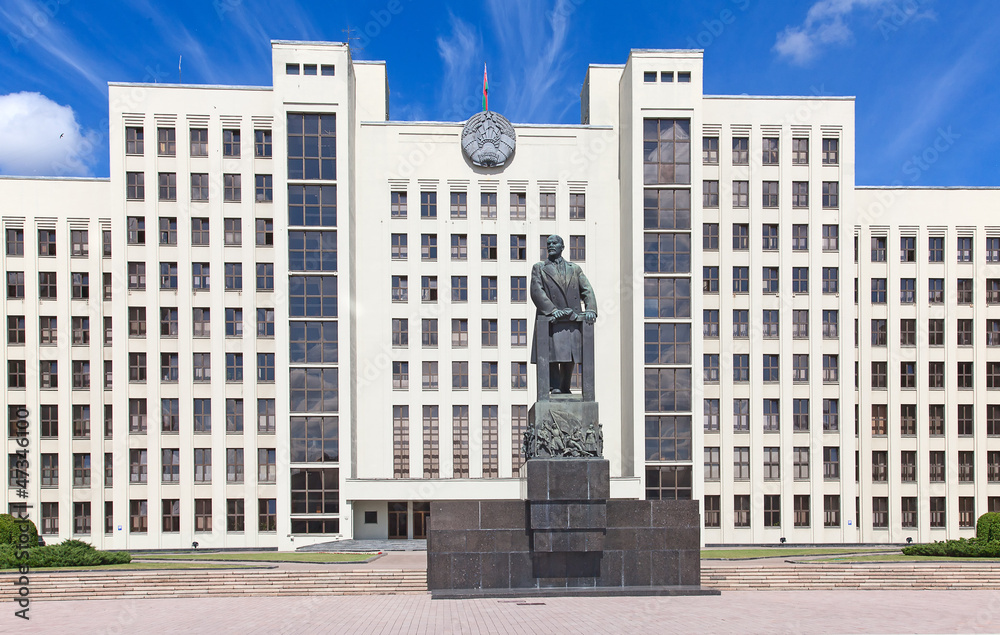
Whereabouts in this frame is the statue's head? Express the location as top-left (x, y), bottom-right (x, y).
top-left (546, 235), bottom-right (564, 259)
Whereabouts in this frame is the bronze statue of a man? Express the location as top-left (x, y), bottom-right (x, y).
top-left (530, 235), bottom-right (597, 394)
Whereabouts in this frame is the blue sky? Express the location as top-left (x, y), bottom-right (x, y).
top-left (0, 0), bottom-right (997, 186)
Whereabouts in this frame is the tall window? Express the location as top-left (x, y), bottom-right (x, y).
top-left (287, 113), bottom-right (336, 180)
top-left (644, 119), bottom-right (691, 184)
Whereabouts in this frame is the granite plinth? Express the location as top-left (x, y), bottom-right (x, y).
top-left (427, 458), bottom-right (712, 596)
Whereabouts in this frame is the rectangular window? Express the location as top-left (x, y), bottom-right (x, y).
top-left (822, 181), bottom-right (839, 208)
top-left (391, 191), bottom-right (407, 218)
top-left (822, 138), bottom-right (839, 164)
top-left (733, 399), bottom-right (749, 432)
top-left (287, 113), bottom-right (336, 180)
top-left (223, 128), bottom-right (241, 157)
top-left (761, 137), bottom-right (779, 164)
top-left (792, 181), bottom-right (809, 208)
top-left (794, 447), bottom-right (810, 479)
top-left (420, 191), bottom-right (437, 218)
top-left (734, 495), bottom-right (750, 528)
top-left (255, 129), bottom-right (272, 157)
top-left (929, 236), bottom-right (944, 262)
top-left (158, 127), bottom-right (176, 155)
top-left (703, 180), bottom-right (719, 208)
top-left (762, 181), bottom-right (778, 207)
top-left (703, 137), bottom-right (719, 164)
top-left (792, 137), bottom-right (808, 164)
top-left (732, 137), bottom-right (749, 165)
top-left (644, 119), bottom-right (691, 185)
top-left (190, 128), bottom-right (208, 156)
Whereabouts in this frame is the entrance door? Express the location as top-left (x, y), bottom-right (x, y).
top-left (388, 502), bottom-right (408, 539)
top-left (412, 502), bottom-right (430, 539)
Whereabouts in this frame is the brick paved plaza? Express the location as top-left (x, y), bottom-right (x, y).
top-left (18, 590), bottom-right (1000, 634)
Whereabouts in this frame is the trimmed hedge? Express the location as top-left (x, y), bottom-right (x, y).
top-left (902, 513), bottom-right (1000, 557)
top-left (977, 512), bottom-right (1000, 542)
top-left (0, 514), bottom-right (38, 547)
top-left (0, 540), bottom-right (132, 569)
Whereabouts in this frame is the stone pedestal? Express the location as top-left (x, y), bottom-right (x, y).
top-left (427, 457), bottom-right (717, 598)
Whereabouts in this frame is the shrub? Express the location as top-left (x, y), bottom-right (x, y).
top-left (0, 539), bottom-right (131, 569)
top-left (977, 512), bottom-right (1000, 542)
top-left (902, 537), bottom-right (1000, 558)
top-left (0, 514), bottom-right (39, 547)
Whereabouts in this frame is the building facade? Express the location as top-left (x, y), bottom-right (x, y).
top-left (2, 41), bottom-right (998, 549)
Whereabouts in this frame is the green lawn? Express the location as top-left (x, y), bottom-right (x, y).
top-left (701, 548), bottom-right (894, 559)
top-left (812, 554), bottom-right (1000, 563)
top-left (133, 552), bottom-right (378, 563)
top-left (1, 562), bottom-right (263, 572)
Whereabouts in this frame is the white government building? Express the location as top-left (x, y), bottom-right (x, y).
top-left (3, 40), bottom-right (998, 550)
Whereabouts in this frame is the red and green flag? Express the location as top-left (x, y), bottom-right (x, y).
top-left (482, 63), bottom-right (489, 111)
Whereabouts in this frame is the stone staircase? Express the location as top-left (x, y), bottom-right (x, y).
top-left (701, 562), bottom-right (1000, 591)
top-left (8, 569), bottom-right (427, 601)
top-left (9, 562), bottom-right (1000, 600)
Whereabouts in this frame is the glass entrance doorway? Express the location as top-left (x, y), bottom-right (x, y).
top-left (412, 502), bottom-right (430, 539)
top-left (388, 502), bottom-right (408, 539)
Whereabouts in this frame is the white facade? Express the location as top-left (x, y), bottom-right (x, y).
top-left (2, 41), bottom-right (998, 549)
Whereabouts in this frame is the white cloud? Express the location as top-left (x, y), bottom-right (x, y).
top-left (0, 92), bottom-right (100, 176)
top-left (436, 14), bottom-right (483, 121)
top-left (774, 0), bottom-right (894, 65)
top-left (484, 0), bottom-right (576, 123)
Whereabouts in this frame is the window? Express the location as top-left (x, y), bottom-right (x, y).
top-left (481, 234), bottom-right (498, 260)
top-left (38, 228), bottom-right (56, 255)
top-left (763, 446), bottom-right (780, 480)
top-left (225, 308), bottom-right (243, 338)
top-left (192, 307), bottom-right (210, 337)
top-left (822, 224), bottom-right (838, 251)
top-left (822, 138), bottom-right (839, 164)
top-left (130, 500), bottom-right (148, 533)
top-left (255, 129), bottom-right (272, 157)
top-left (872, 497), bottom-right (889, 529)
top-left (733, 399), bottom-right (749, 431)
top-left (792, 137), bottom-right (808, 164)
top-left (129, 448), bottom-right (147, 481)
top-left (871, 450), bottom-right (888, 482)
top-left (792, 181), bottom-right (809, 208)
top-left (192, 262), bottom-right (210, 289)
top-left (39, 316), bottom-right (57, 344)
top-left (703, 223), bottom-right (719, 249)
top-left (480, 192), bottom-right (497, 219)
top-left (823, 355), bottom-right (839, 383)
top-left (254, 219), bottom-right (274, 248)
top-left (929, 450), bottom-right (946, 482)
top-left (703, 180), bottom-right (719, 208)
top-left (645, 278), bottom-right (692, 317)
top-left (763, 495), bottom-right (780, 528)
top-left (820, 399), bottom-right (839, 432)
top-left (958, 361), bottom-right (974, 389)
top-left (870, 361), bottom-right (887, 389)
top-left (194, 499), bottom-right (212, 533)
top-left (227, 500), bottom-right (244, 531)
top-left (71, 405), bottom-right (90, 437)
top-left (732, 223), bottom-right (749, 250)
top-left (762, 181), bottom-right (778, 207)
top-left (225, 263), bottom-right (242, 290)
top-left (871, 278), bottom-right (887, 303)
top-left (792, 447), bottom-right (810, 479)
top-left (704, 310), bottom-right (719, 338)
top-left (703, 137), bottom-right (719, 164)
top-left (757, 224), bottom-right (779, 251)
top-left (223, 128), bottom-right (240, 157)
top-left (704, 447), bottom-right (720, 481)
top-left (644, 466), bottom-right (692, 500)
top-left (871, 319), bottom-right (887, 346)
top-left (226, 353), bottom-right (243, 383)
top-left (393, 362), bottom-right (409, 390)
top-left (193, 352), bottom-right (211, 382)
top-left (762, 137), bottom-right (779, 164)
top-left (644, 233), bottom-right (691, 273)
top-left (763, 398), bottom-right (780, 430)
top-left (900, 361), bottom-right (916, 388)
top-left (643, 368), bottom-right (692, 412)
top-left (792, 267), bottom-right (808, 293)
top-left (126, 171), bottom-right (144, 200)
top-left (421, 275), bottom-right (438, 302)
top-left (822, 181), bottom-right (839, 208)
top-left (70, 272), bottom-right (89, 299)
top-left (732, 180), bottom-right (749, 208)
top-left (989, 320), bottom-right (1000, 346)
top-left (733, 355), bottom-right (749, 383)
top-left (928, 236), bottom-right (944, 262)
top-left (898, 450), bottom-right (917, 482)
top-left (287, 113), bottom-right (336, 180)
top-left (928, 278), bottom-right (944, 303)
top-left (224, 218), bottom-right (242, 246)
top-left (733, 266), bottom-right (749, 293)
top-left (258, 449), bottom-right (277, 483)
top-left (190, 128), bottom-right (208, 156)
top-left (158, 127), bottom-right (175, 156)
top-left (256, 263), bottom-right (274, 290)
top-left (990, 452), bottom-right (1000, 482)
top-left (957, 279), bottom-right (973, 304)
top-left (990, 279), bottom-right (1000, 304)
top-left (569, 235), bottom-right (586, 261)
top-left (258, 399), bottom-right (276, 433)
top-left (928, 361), bottom-right (945, 389)
top-left (732, 310), bottom-right (748, 338)
top-left (161, 448), bottom-right (180, 483)
top-left (39, 271), bottom-right (56, 298)
top-left (420, 191), bottom-right (437, 219)
top-left (704, 399), bottom-right (720, 432)
top-left (391, 191), bottom-right (407, 218)
top-left (929, 404), bottom-right (946, 435)
top-left (70, 229), bottom-right (89, 257)
top-left (732, 137), bottom-right (749, 165)
top-left (900, 236), bottom-right (916, 261)
top-left (482, 362), bottom-right (499, 390)
top-left (793, 355), bottom-right (809, 383)
top-left (900, 278), bottom-right (916, 303)
top-left (227, 449), bottom-right (245, 483)
top-left (870, 236), bottom-right (887, 262)
top-left (420, 318), bottom-right (438, 347)
top-left (959, 451), bottom-right (974, 483)
top-left (957, 236), bottom-right (973, 262)
top-left (762, 310), bottom-right (779, 338)
top-left (5, 228), bottom-right (23, 256)
top-left (643, 119), bottom-right (691, 185)
top-left (7, 316), bottom-right (24, 345)
top-left (818, 447), bottom-right (839, 481)
top-left (929, 496), bottom-right (946, 529)
top-left (958, 404), bottom-right (974, 436)
top-left (703, 355), bottom-right (719, 383)
top-left (190, 173), bottom-right (210, 201)
top-left (7, 272), bottom-right (24, 299)
top-left (452, 319), bottom-right (468, 347)
top-left (128, 355), bottom-right (147, 385)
